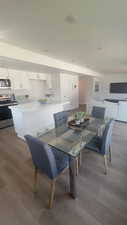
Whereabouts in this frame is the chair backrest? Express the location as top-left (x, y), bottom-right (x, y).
top-left (54, 111), bottom-right (69, 128)
top-left (25, 135), bottom-right (58, 179)
top-left (101, 119), bottom-right (114, 155)
top-left (92, 106), bottom-right (105, 119)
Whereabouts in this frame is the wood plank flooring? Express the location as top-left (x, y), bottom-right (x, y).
top-left (0, 121), bottom-right (127, 225)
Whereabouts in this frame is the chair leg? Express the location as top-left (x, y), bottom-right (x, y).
top-left (76, 152), bottom-right (82, 176)
top-left (33, 167), bottom-right (38, 193)
top-left (76, 157), bottom-right (79, 176)
top-left (49, 180), bottom-right (56, 209)
top-left (104, 155), bottom-right (108, 175)
top-left (109, 145), bottom-right (112, 163)
top-left (78, 151), bottom-right (82, 168)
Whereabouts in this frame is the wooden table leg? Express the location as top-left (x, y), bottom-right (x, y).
top-left (69, 157), bottom-right (77, 199)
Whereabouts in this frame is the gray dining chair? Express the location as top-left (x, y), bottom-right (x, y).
top-left (92, 106), bottom-right (106, 119)
top-left (85, 119), bottom-right (114, 174)
top-left (54, 110), bottom-right (80, 175)
top-left (54, 111), bottom-right (71, 128)
top-left (25, 135), bottom-right (69, 208)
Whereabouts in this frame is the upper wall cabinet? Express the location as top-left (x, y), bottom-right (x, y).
top-left (0, 68), bottom-right (10, 79)
top-left (46, 74), bottom-right (60, 89)
top-left (7, 70), bottom-right (30, 90)
top-left (9, 70), bottom-right (26, 90)
top-left (28, 73), bottom-right (46, 80)
top-left (46, 74), bottom-right (52, 89)
top-left (60, 73), bottom-right (79, 109)
top-left (37, 73), bottom-right (46, 80)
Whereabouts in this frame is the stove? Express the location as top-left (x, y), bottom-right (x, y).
top-left (0, 97), bottom-right (17, 129)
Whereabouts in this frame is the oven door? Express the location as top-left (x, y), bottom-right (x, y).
top-left (0, 106), bottom-right (13, 129)
top-left (0, 106), bottom-right (12, 120)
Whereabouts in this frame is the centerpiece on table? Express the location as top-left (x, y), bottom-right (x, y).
top-left (68, 111), bottom-right (90, 130)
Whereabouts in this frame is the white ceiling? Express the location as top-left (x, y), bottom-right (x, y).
top-left (0, 0), bottom-right (127, 75)
top-left (0, 56), bottom-right (59, 73)
top-left (0, 56), bottom-right (84, 75)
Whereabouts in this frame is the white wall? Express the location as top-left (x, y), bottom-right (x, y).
top-left (100, 74), bottom-right (127, 99)
top-left (78, 74), bottom-right (127, 116)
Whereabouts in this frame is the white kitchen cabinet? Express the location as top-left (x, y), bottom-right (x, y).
top-left (22, 73), bottom-right (30, 90)
top-left (51, 74), bottom-right (60, 89)
top-left (39, 73), bottom-right (46, 80)
top-left (9, 70), bottom-right (29, 90)
top-left (46, 73), bottom-right (60, 90)
top-left (90, 99), bottom-right (127, 121)
top-left (29, 79), bottom-right (46, 99)
top-left (117, 101), bottom-right (127, 122)
top-left (46, 74), bottom-right (52, 88)
top-left (60, 73), bottom-right (79, 109)
top-left (9, 70), bottom-right (22, 89)
top-left (28, 72), bottom-right (46, 80)
top-left (0, 68), bottom-right (79, 108)
top-left (27, 72), bottom-right (37, 80)
top-left (90, 100), bottom-right (118, 119)
top-left (0, 68), bottom-right (29, 90)
top-left (0, 68), bottom-right (10, 79)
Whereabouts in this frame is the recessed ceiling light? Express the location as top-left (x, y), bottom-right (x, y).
top-left (97, 47), bottom-right (102, 51)
top-left (0, 32), bottom-right (5, 39)
top-left (65, 15), bottom-right (77, 24)
top-left (43, 49), bottom-right (49, 53)
top-left (0, 30), bottom-right (8, 39)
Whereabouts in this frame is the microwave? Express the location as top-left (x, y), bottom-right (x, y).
top-left (0, 79), bottom-right (11, 88)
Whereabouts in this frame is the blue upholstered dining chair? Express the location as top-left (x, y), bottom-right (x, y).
top-left (53, 110), bottom-right (80, 175)
top-left (92, 106), bottom-right (106, 119)
top-left (25, 135), bottom-right (69, 208)
top-left (54, 111), bottom-right (70, 128)
top-left (85, 119), bottom-right (114, 174)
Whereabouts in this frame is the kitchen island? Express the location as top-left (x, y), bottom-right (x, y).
top-left (9, 101), bottom-right (70, 139)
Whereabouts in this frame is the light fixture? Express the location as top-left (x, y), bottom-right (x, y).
top-left (97, 47), bottom-right (102, 51)
top-left (0, 32), bottom-right (5, 39)
top-left (65, 15), bottom-right (77, 24)
top-left (43, 49), bottom-right (49, 53)
top-left (0, 30), bottom-right (8, 39)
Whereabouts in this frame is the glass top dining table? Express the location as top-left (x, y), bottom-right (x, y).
top-left (39, 117), bottom-right (107, 158)
top-left (38, 117), bottom-right (108, 199)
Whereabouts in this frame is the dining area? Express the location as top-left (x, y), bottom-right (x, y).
top-left (24, 106), bottom-right (114, 208)
top-left (1, 104), bottom-right (127, 225)
top-left (1, 1), bottom-right (127, 223)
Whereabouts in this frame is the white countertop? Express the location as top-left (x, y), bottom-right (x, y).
top-left (0, 102), bottom-right (17, 107)
top-left (9, 101), bottom-right (70, 112)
